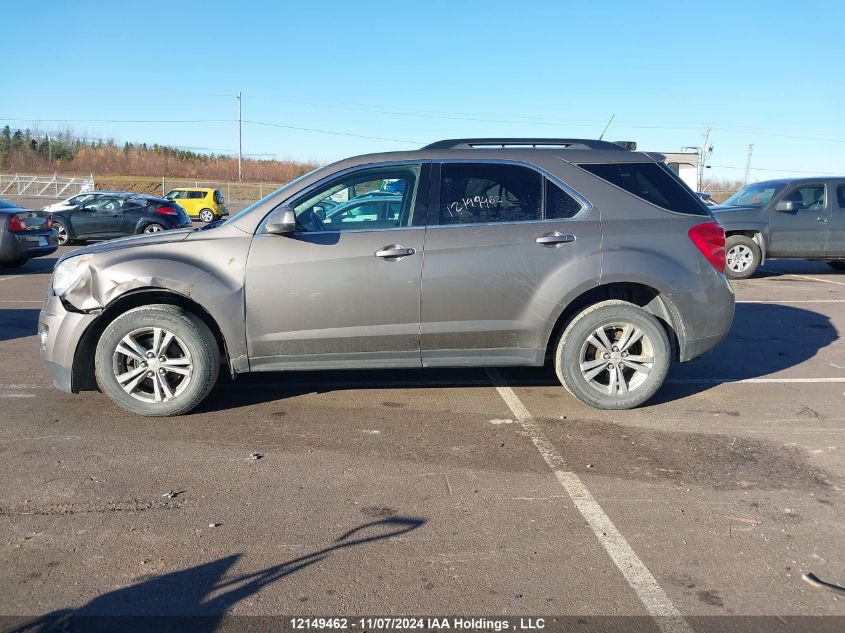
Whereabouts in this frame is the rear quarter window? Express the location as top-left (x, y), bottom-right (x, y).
top-left (579, 162), bottom-right (708, 216)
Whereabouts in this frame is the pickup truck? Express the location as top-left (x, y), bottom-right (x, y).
top-left (712, 177), bottom-right (845, 278)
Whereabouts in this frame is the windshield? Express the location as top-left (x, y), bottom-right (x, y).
top-left (223, 168), bottom-right (322, 225)
top-left (722, 183), bottom-right (784, 208)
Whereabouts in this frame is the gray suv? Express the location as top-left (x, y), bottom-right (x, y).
top-left (39, 138), bottom-right (735, 416)
top-left (712, 177), bottom-right (845, 278)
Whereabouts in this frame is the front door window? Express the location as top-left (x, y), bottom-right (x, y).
top-left (292, 166), bottom-right (420, 232)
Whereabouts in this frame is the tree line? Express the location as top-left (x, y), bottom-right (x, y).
top-left (0, 126), bottom-right (317, 183)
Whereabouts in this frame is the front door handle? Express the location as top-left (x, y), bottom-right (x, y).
top-left (817, 217), bottom-right (828, 223)
top-left (375, 245), bottom-right (416, 259)
top-left (536, 231), bottom-right (576, 246)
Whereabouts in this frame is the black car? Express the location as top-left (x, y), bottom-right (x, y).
top-left (50, 194), bottom-right (192, 245)
top-left (0, 199), bottom-right (59, 267)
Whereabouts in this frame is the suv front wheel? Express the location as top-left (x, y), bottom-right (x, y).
top-left (94, 305), bottom-right (220, 416)
top-left (555, 301), bottom-right (671, 409)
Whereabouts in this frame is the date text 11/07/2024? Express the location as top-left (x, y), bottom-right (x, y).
top-left (289, 617), bottom-right (547, 631)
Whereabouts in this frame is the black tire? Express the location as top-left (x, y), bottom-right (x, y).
top-left (0, 258), bottom-right (28, 268)
top-left (142, 223), bottom-right (165, 234)
top-left (724, 234), bottom-right (761, 279)
top-left (827, 261), bottom-right (845, 271)
top-left (53, 220), bottom-right (71, 246)
top-left (94, 305), bottom-right (220, 416)
top-left (555, 300), bottom-right (671, 410)
top-left (199, 208), bottom-right (216, 223)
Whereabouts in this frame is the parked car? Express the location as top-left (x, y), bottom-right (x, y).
top-left (712, 177), bottom-right (845, 278)
top-left (41, 191), bottom-right (125, 213)
top-left (0, 199), bottom-right (58, 267)
top-left (322, 193), bottom-right (404, 226)
top-left (696, 192), bottom-right (716, 206)
top-left (39, 137), bottom-right (733, 416)
top-left (50, 194), bottom-right (191, 245)
top-left (163, 188), bottom-right (228, 223)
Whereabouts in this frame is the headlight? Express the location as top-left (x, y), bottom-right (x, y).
top-left (52, 255), bottom-right (92, 296)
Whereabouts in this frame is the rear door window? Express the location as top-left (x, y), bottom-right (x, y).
top-left (579, 162), bottom-right (708, 215)
top-left (439, 163), bottom-right (542, 225)
top-left (836, 185), bottom-right (845, 209)
top-left (545, 179), bottom-right (583, 219)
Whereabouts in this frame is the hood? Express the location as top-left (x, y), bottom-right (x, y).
top-left (710, 204), bottom-right (757, 213)
top-left (57, 228), bottom-right (193, 264)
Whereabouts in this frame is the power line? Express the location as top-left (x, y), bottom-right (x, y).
top-left (710, 164), bottom-right (843, 176)
top-left (0, 118), bottom-right (232, 124)
top-left (242, 120), bottom-right (420, 144)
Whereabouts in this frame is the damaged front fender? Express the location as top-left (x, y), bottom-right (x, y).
top-left (60, 223), bottom-right (254, 371)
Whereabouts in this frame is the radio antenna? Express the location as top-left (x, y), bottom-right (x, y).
top-left (598, 114), bottom-right (615, 140)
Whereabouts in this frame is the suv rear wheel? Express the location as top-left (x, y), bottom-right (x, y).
top-left (94, 305), bottom-right (220, 416)
top-left (555, 301), bottom-right (670, 409)
top-left (199, 208), bottom-right (216, 223)
top-left (724, 235), bottom-right (761, 279)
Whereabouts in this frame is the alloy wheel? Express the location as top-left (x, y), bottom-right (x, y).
top-left (144, 224), bottom-right (164, 233)
top-left (55, 223), bottom-right (68, 245)
top-left (112, 326), bottom-right (193, 403)
top-left (578, 321), bottom-right (655, 396)
top-left (726, 244), bottom-right (754, 273)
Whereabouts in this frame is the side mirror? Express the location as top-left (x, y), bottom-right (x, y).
top-left (264, 206), bottom-right (296, 234)
top-left (774, 201), bottom-right (795, 212)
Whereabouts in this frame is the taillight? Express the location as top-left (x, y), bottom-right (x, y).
top-left (8, 214), bottom-right (27, 232)
top-left (156, 206), bottom-right (178, 215)
top-left (688, 221), bottom-right (726, 273)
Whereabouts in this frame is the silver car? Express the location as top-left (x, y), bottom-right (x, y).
top-left (39, 138), bottom-right (735, 416)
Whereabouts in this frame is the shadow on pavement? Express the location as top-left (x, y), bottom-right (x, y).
top-left (753, 258), bottom-right (845, 278)
top-left (1, 257), bottom-right (58, 275)
top-left (7, 517), bottom-right (425, 633)
top-left (0, 309), bottom-right (40, 342)
top-left (195, 303), bottom-right (837, 412)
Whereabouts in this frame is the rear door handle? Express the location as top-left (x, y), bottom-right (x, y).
top-left (375, 245), bottom-right (416, 259)
top-left (536, 231), bottom-right (576, 246)
top-left (817, 217), bottom-right (828, 223)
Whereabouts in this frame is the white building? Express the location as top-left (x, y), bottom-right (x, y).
top-left (662, 152), bottom-right (699, 191)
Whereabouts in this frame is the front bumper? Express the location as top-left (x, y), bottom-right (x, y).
top-left (38, 291), bottom-right (97, 393)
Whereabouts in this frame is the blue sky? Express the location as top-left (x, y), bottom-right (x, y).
top-left (3, 0), bottom-right (844, 181)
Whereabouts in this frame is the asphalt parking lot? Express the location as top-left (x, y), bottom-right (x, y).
top-left (1, 247), bottom-right (844, 631)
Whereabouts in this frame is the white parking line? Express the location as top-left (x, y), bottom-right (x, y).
top-left (486, 369), bottom-right (692, 633)
top-left (778, 274), bottom-right (845, 286)
top-left (668, 377), bottom-right (845, 384)
top-left (737, 299), bottom-right (845, 303)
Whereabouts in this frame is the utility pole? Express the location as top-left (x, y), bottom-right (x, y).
top-left (744, 144), bottom-right (755, 185)
top-left (237, 91), bottom-right (242, 182)
top-left (698, 124), bottom-right (712, 192)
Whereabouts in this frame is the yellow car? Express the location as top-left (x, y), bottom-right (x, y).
top-left (163, 188), bottom-right (229, 223)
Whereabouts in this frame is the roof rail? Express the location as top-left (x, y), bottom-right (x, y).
top-left (421, 138), bottom-right (632, 151)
